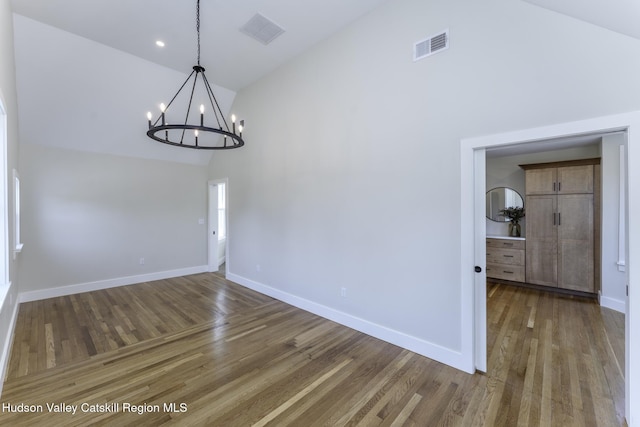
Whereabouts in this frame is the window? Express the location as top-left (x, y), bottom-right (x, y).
top-left (13, 169), bottom-right (23, 258)
top-left (217, 182), bottom-right (226, 240)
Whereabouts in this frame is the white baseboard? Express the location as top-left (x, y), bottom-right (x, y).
top-left (600, 294), bottom-right (626, 314)
top-left (226, 273), bottom-right (469, 373)
top-left (19, 266), bottom-right (208, 303)
top-left (0, 283), bottom-right (20, 397)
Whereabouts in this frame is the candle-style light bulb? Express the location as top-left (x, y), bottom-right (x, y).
top-left (232, 114), bottom-right (236, 134)
top-left (159, 103), bottom-right (167, 138)
top-left (238, 124), bottom-right (243, 137)
top-left (147, 112), bottom-right (152, 128)
top-left (159, 104), bottom-right (168, 140)
top-left (200, 105), bottom-right (205, 114)
top-left (194, 130), bottom-right (199, 146)
top-left (200, 104), bottom-right (204, 126)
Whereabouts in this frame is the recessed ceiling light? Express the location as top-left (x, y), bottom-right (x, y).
top-left (156, 40), bottom-right (165, 47)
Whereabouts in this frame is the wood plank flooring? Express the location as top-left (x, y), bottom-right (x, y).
top-left (0, 275), bottom-right (626, 426)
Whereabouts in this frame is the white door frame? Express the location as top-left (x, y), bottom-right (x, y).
top-left (460, 111), bottom-right (640, 425)
top-left (0, 95), bottom-right (8, 286)
top-left (207, 181), bottom-right (219, 273)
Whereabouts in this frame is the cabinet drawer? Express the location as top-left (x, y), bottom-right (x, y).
top-left (486, 247), bottom-right (525, 265)
top-left (486, 264), bottom-right (525, 282)
top-left (486, 238), bottom-right (525, 250)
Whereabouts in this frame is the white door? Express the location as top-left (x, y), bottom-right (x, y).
top-left (474, 148), bottom-right (487, 372)
top-left (208, 183), bottom-right (219, 272)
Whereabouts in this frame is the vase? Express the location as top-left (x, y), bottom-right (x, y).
top-left (509, 222), bottom-right (521, 237)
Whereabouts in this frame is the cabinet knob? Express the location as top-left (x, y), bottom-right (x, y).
top-left (475, 266), bottom-right (482, 273)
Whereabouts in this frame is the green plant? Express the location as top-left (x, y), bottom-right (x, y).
top-left (499, 206), bottom-right (525, 223)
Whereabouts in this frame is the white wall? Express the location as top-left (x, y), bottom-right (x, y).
top-left (601, 134), bottom-right (627, 311)
top-left (210, 0), bottom-right (640, 370)
top-left (218, 239), bottom-right (226, 267)
top-left (0, 0), bottom-right (21, 385)
top-left (19, 144), bottom-right (209, 294)
top-left (12, 14), bottom-right (237, 167)
top-left (12, 13), bottom-right (224, 297)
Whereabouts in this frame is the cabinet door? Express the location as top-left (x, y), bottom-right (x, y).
top-left (525, 168), bottom-right (557, 195)
top-left (557, 194), bottom-right (594, 292)
top-left (525, 195), bottom-right (558, 286)
top-left (557, 165), bottom-right (593, 194)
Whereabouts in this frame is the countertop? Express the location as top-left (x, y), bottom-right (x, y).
top-left (486, 235), bottom-right (525, 241)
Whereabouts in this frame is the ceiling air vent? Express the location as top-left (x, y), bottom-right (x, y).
top-left (239, 13), bottom-right (285, 45)
top-left (414, 29), bottom-right (449, 61)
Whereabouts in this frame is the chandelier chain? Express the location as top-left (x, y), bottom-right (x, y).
top-left (196, 0), bottom-right (201, 65)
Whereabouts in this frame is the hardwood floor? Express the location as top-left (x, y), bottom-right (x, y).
top-left (0, 275), bottom-right (626, 426)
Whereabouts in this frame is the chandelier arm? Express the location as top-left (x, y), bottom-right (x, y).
top-left (165, 69), bottom-right (196, 112)
top-left (178, 71), bottom-right (201, 144)
top-left (200, 73), bottom-right (223, 128)
top-left (154, 69), bottom-right (197, 128)
top-left (201, 73), bottom-right (230, 131)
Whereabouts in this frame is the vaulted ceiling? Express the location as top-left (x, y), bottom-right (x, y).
top-left (11, 0), bottom-right (392, 91)
top-left (10, 0), bottom-right (639, 164)
top-left (12, 0), bottom-right (640, 93)
top-left (522, 0), bottom-right (640, 42)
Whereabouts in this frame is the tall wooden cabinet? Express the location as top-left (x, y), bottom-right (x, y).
top-left (521, 159), bottom-right (600, 293)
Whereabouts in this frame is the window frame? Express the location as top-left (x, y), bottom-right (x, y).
top-left (217, 182), bottom-right (226, 241)
top-left (13, 168), bottom-right (22, 259)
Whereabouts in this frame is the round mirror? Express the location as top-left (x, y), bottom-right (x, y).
top-left (486, 187), bottom-right (524, 222)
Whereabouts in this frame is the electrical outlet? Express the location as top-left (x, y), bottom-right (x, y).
top-left (341, 287), bottom-right (347, 297)
top-left (139, 257), bottom-right (145, 265)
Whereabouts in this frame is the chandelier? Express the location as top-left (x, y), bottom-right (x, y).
top-left (146, 0), bottom-right (245, 149)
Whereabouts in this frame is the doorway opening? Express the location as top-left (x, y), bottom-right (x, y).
top-left (460, 111), bottom-right (640, 424)
top-left (485, 133), bottom-right (626, 423)
top-left (208, 179), bottom-right (228, 275)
